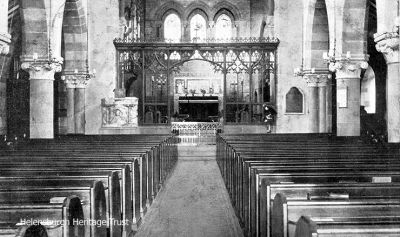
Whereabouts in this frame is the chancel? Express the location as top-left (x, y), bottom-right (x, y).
top-left (1, 0), bottom-right (400, 237)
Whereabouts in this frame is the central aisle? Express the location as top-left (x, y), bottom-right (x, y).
top-left (135, 144), bottom-right (244, 237)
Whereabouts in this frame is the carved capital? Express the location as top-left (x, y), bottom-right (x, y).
top-left (63, 72), bottom-right (94, 89)
top-left (375, 32), bottom-right (400, 64)
top-left (0, 32), bottom-right (11, 56)
top-left (304, 73), bottom-right (331, 87)
top-left (328, 54), bottom-right (369, 79)
top-left (333, 59), bottom-right (369, 79)
top-left (20, 56), bottom-right (64, 80)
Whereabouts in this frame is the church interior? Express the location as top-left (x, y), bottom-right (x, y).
top-left (1, 0), bottom-right (400, 236)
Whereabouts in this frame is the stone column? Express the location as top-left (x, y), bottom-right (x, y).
top-left (64, 74), bottom-right (91, 134)
top-left (332, 57), bottom-right (368, 136)
top-left (75, 76), bottom-right (90, 134)
top-left (375, 32), bottom-right (400, 143)
top-left (318, 76), bottom-right (330, 133)
top-left (21, 58), bottom-right (63, 139)
top-left (304, 74), bottom-right (319, 133)
top-left (183, 21), bottom-right (190, 41)
top-left (64, 77), bottom-right (76, 134)
top-left (208, 21), bottom-right (215, 39)
top-left (0, 0), bottom-right (11, 136)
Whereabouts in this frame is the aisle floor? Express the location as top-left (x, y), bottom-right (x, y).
top-left (135, 144), bottom-right (244, 237)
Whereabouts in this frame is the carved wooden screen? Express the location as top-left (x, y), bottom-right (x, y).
top-left (114, 37), bottom-right (279, 125)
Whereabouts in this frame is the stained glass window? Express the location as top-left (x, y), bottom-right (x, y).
top-left (215, 14), bottom-right (232, 40)
top-left (164, 13), bottom-right (181, 42)
top-left (190, 14), bottom-right (207, 42)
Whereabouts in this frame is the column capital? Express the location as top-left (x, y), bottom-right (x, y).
top-left (0, 33), bottom-right (11, 55)
top-left (208, 21), bottom-right (215, 28)
top-left (374, 32), bottom-right (400, 64)
top-left (63, 72), bottom-right (94, 89)
top-left (303, 70), bottom-right (331, 87)
top-left (20, 56), bottom-right (64, 80)
top-left (330, 56), bottom-right (369, 79)
top-left (183, 21), bottom-right (189, 29)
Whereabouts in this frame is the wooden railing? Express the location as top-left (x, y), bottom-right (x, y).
top-left (171, 122), bottom-right (223, 136)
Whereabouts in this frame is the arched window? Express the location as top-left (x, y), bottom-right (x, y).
top-left (286, 87), bottom-right (303, 113)
top-left (164, 13), bottom-right (181, 42)
top-left (190, 14), bottom-right (207, 42)
top-left (361, 66), bottom-right (376, 114)
top-left (215, 14), bottom-right (232, 40)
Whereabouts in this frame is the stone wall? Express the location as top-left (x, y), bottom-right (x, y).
top-left (275, 0), bottom-right (311, 133)
top-left (84, 1), bottom-right (119, 134)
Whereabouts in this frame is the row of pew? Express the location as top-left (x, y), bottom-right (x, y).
top-left (216, 133), bottom-right (400, 237)
top-left (0, 134), bottom-right (178, 237)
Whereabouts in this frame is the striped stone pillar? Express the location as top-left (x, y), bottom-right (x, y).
top-left (318, 75), bottom-right (330, 133)
top-left (375, 32), bottom-right (400, 143)
top-left (304, 72), bottom-right (331, 133)
top-left (65, 80), bottom-right (76, 134)
top-left (21, 58), bottom-right (63, 139)
top-left (304, 74), bottom-right (319, 133)
top-left (64, 73), bottom-right (92, 134)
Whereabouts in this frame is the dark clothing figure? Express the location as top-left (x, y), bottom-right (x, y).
top-left (263, 104), bottom-right (277, 132)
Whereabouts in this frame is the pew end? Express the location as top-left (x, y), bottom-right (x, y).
top-left (294, 216), bottom-right (400, 237)
top-left (0, 196), bottom-right (85, 237)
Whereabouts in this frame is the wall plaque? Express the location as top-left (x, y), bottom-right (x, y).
top-left (337, 86), bottom-right (348, 108)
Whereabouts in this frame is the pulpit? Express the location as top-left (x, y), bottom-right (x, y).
top-left (101, 97), bottom-right (138, 127)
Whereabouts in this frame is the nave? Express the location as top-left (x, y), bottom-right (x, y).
top-left (1, 133), bottom-right (400, 237)
top-left (135, 145), bottom-right (243, 237)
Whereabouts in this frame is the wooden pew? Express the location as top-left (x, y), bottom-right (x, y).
top-left (215, 134), bottom-right (400, 237)
top-left (294, 216), bottom-right (400, 237)
top-left (0, 180), bottom-right (107, 237)
top-left (0, 134), bottom-right (177, 237)
top-left (260, 182), bottom-right (400, 237)
top-left (0, 196), bottom-right (85, 237)
top-left (0, 169), bottom-right (123, 237)
top-left (0, 222), bottom-right (49, 237)
top-left (0, 135), bottom-right (178, 235)
top-left (245, 165), bottom-right (400, 237)
top-left (0, 156), bottom-right (141, 224)
top-left (272, 193), bottom-right (400, 237)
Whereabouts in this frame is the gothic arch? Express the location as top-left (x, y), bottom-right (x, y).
top-left (211, 1), bottom-right (242, 21)
top-left (185, 1), bottom-right (211, 22)
top-left (213, 8), bottom-right (235, 22)
top-left (161, 9), bottom-right (182, 22)
top-left (153, 1), bottom-right (185, 21)
top-left (187, 9), bottom-right (209, 23)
